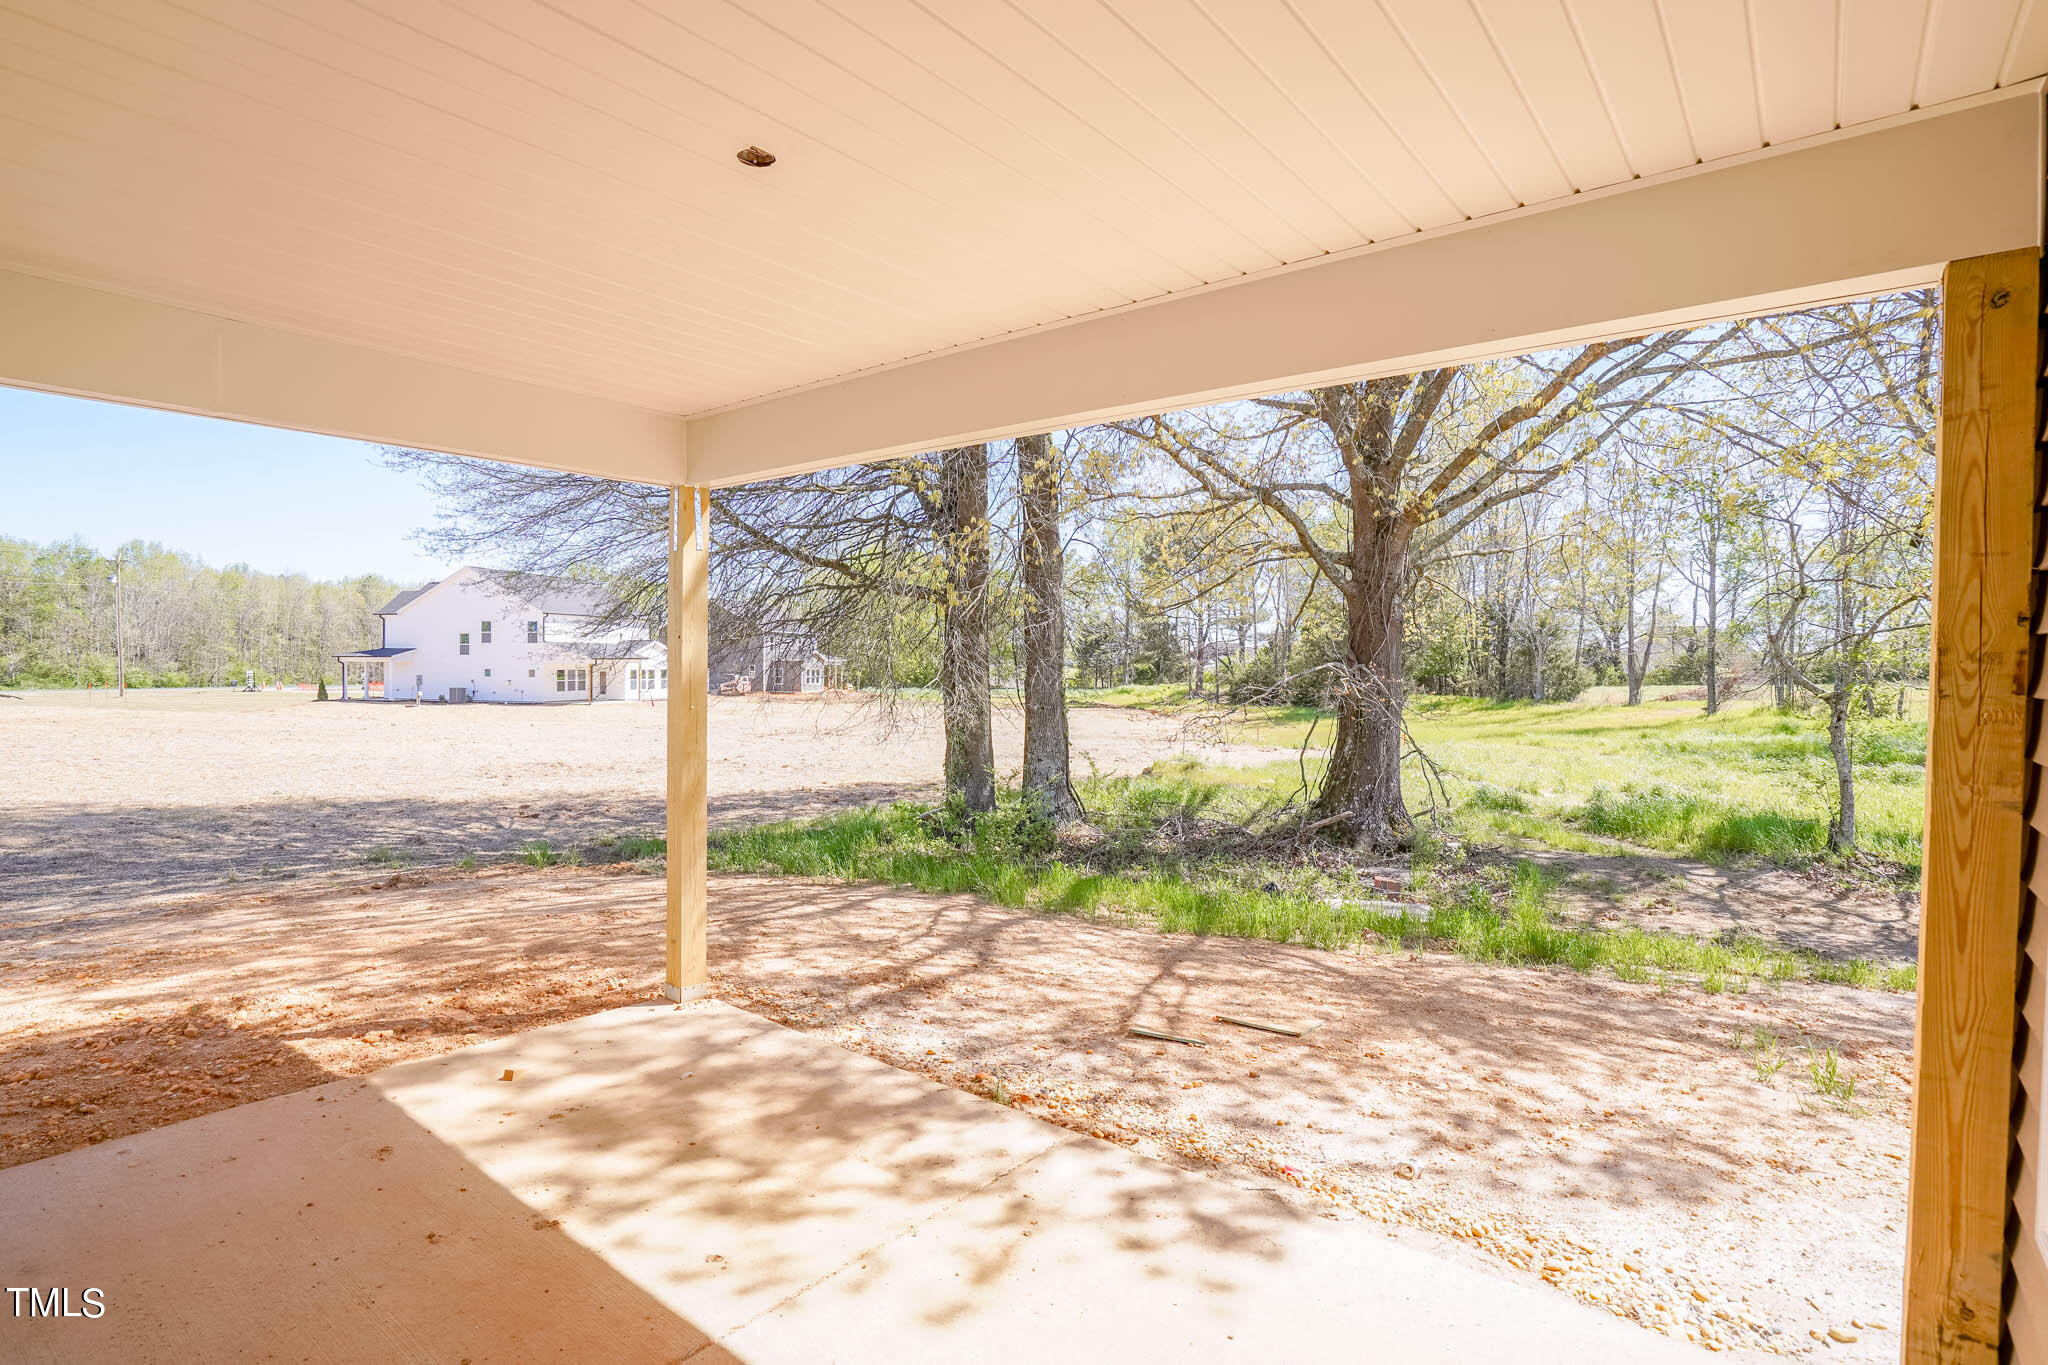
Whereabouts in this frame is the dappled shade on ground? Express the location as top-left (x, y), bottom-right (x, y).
top-left (0, 688), bottom-right (1273, 914)
top-left (1, 865), bottom-right (1907, 1358)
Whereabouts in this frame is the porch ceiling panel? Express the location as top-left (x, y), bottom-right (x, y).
top-left (688, 88), bottom-right (2045, 485)
top-left (0, 1), bottom-right (2044, 484)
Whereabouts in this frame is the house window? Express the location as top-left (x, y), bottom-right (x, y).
top-left (528, 669), bottom-right (535, 678)
top-left (527, 620), bottom-right (539, 643)
top-left (480, 620), bottom-right (492, 644)
top-left (660, 668), bottom-right (667, 687)
top-left (458, 632), bottom-right (469, 655)
top-left (556, 669), bottom-right (567, 693)
top-left (484, 669), bottom-right (492, 678)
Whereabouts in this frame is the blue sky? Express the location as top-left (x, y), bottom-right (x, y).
top-left (0, 385), bottom-right (463, 582)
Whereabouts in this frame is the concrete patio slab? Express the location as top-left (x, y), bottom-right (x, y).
top-left (0, 1001), bottom-right (1712, 1362)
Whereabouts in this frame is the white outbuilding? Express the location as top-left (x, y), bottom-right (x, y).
top-left (335, 566), bottom-right (666, 704)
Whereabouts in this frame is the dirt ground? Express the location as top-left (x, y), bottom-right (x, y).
top-left (0, 687), bottom-right (1918, 962)
top-left (0, 866), bottom-right (1906, 1358)
top-left (0, 688), bottom-right (1269, 915)
top-left (1, 687), bottom-right (1911, 1357)
top-left (1529, 848), bottom-right (1919, 965)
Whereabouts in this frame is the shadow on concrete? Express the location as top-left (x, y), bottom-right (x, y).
top-left (0, 1061), bottom-right (728, 1361)
top-left (0, 1003), bottom-right (1703, 1362)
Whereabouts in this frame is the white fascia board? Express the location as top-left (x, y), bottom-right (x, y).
top-left (0, 270), bottom-right (688, 486)
top-left (685, 84), bottom-right (2044, 487)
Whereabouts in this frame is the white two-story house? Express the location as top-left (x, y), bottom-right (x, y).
top-left (335, 566), bottom-right (667, 704)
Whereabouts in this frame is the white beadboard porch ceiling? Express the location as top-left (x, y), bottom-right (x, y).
top-left (2, 0), bottom-right (2045, 420)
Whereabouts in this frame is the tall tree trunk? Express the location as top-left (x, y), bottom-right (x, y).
top-left (1017, 434), bottom-right (1079, 822)
top-left (1274, 571), bottom-right (1291, 679)
top-left (939, 444), bottom-right (995, 813)
top-left (1826, 685), bottom-right (1855, 853)
top-left (1120, 586), bottom-right (1133, 685)
top-left (1703, 525), bottom-right (1720, 715)
top-left (1624, 606), bottom-right (1643, 706)
top-left (1625, 581), bottom-right (1658, 706)
top-left (1311, 516), bottom-right (1412, 851)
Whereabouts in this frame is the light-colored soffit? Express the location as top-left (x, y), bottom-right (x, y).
top-left (5, 0), bottom-right (2046, 429)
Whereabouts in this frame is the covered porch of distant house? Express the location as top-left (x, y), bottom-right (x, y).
top-left (333, 646), bottom-right (412, 701)
top-left (587, 643), bottom-right (668, 701)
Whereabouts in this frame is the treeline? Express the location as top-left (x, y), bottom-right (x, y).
top-left (0, 537), bottom-right (400, 688)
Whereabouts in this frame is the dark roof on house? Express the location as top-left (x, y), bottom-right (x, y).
top-left (478, 568), bottom-right (609, 617)
top-left (335, 646), bottom-right (415, 658)
top-left (375, 569), bottom-right (610, 618)
top-left (375, 583), bottom-right (437, 615)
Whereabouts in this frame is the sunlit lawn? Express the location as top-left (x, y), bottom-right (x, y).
top-left (1073, 686), bottom-right (1927, 874)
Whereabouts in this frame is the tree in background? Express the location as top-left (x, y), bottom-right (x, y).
top-left (0, 535), bottom-right (395, 688)
top-left (385, 449), bottom-right (669, 632)
top-left (1116, 329), bottom-right (1722, 851)
top-left (1600, 437), bottom-right (1678, 707)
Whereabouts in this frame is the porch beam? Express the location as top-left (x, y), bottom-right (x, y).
top-left (1906, 247), bottom-right (2039, 1361)
top-left (664, 485), bottom-right (710, 1002)
top-left (0, 267), bottom-right (689, 485)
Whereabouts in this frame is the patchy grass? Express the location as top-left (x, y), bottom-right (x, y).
top-left (1068, 682), bottom-right (1198, 710)
top-left (1806, 1041), bottom-right (1857, 1104)
top-left (359, 845), bottom-right (419, 868)
top-left (1103, 693), bottom-right (1925, 875)
top-left (1736, 1027), bottom-right (1788, 1083)
top-left (1071, 689), bottom-right (1924, 873)
top-left (518, 839), bottom-right (578, 868)
top-left (1409, 696), bottom-right (1924, 873)
top-left (1733, 1026), bottom-right (1864, 1104)
top-left (705, 784), bottom-right (1914, 995)
top-left (588, 833), bottom-right (667, 868)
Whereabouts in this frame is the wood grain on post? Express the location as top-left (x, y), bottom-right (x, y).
top-left (666, 485), bottom-right (711, 998)
top-left (1905, 248), bottom-right (2037, 1362)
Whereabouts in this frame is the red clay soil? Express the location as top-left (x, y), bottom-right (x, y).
top-left (0, 866), bottom-right (1906, 1359)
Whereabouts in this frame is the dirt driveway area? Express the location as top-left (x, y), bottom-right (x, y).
top-left (0, 688), bottom-right (1270, 915)
top-left (0, 865), bottom-right (1905, 1359)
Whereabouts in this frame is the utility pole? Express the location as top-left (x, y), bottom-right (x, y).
top-left (111, 551), bottom-right (126, 699)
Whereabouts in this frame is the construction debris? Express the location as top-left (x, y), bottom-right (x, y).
top-left (1128, 1026), bottom-right (1205, 1047)
top-left (1215, 1014), bottom-right (1305, 1037)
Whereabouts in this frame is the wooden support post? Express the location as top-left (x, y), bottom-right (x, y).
top-left (664, 485), bottom-right (710, 1002)
top-left (1906, 248), bottom-right (2038, 1362)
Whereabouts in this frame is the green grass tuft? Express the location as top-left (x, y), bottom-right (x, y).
top-left (707, 785), bottom-right (1913, 995)
top-left (519, 839), bottom-right (565, 868)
